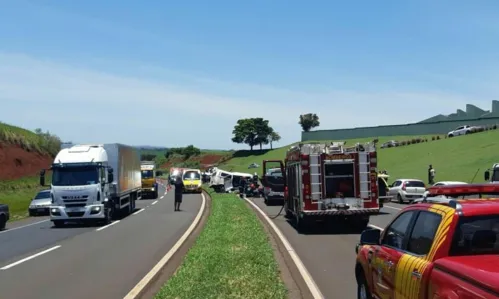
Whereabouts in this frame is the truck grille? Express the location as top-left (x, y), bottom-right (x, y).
top-left (67, 212), bottom-right (85, 217)
top-left (65, 203), bottom-right (86, 208)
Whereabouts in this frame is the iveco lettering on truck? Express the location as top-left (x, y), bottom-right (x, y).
top-left (141, 161), bottom-right (158, 199)
top-left (268, 141), bottom-right (380, 231)
top-left (40, 144), bottom-right (142, 227)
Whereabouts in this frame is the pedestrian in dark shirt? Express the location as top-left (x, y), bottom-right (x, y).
top-left (428, 164), bottom-right (435, 185)
top-left (174, 176), bottom-right (184, 211)
top-left (239, 177), bottom-right (247, 198)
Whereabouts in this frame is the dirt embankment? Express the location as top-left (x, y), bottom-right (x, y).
top-left (0, 144), bottom-right (52, 180)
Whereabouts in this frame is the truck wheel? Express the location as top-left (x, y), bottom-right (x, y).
top-left (154, 190), bottom-right (159, 199)
top-left (103, 208), bottom-right (112, 224)
top-left (357, 271), bottom-right (372, 299)
top-left (0, 214), bottom-right (6, 230)
top-left (52, 220), bottom-right (64, 228)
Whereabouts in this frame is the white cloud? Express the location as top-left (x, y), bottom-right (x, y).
top-left (0, 52), bottom-right (490, 149)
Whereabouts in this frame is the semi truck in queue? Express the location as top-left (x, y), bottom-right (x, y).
top-left (40, 144), bottom-right (142, 227)
top-left (140, 161), bottom-right (159, 199)
top-left (264, 141), bottom-right (380, 231)
top-left (355, 183), bottom-right (499, 299)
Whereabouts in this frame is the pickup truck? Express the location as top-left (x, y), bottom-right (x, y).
top-left (0, 203), bottom-right (9, 230)
top-left (355, 183), bottom-right (499, 299)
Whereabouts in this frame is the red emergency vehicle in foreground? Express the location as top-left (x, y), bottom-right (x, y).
top-left (355, 183), bottom-right (499, 299)
top-left (264, 141), bottom-right (380, 231)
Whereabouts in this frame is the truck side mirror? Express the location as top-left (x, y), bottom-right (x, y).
top-left (108, 173), bottom-right (114, 183)
top-left (40, 169), bottom-right (46, 186)
top-left (485, 170), bottom-right (490, 181)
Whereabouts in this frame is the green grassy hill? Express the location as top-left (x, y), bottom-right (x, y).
top-left (219, 130), bottom-right (499, 183)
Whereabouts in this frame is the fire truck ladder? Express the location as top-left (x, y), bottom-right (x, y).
top-left (358, 151), bottom-right (371, 201)
top-left (309, 153), bottom-right (322, 201)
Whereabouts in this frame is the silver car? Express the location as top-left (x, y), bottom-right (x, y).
top-left (29, 189), bottom-right (52, 216)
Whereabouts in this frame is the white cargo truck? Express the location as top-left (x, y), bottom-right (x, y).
top-left (40, 144), bottom-right (142, 227)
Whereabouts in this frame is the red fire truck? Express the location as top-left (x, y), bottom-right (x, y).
top-left (264, 141), bottom-right (380, 231)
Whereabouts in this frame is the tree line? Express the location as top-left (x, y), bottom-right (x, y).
top-left (230, 113), bottom-right (321, 150)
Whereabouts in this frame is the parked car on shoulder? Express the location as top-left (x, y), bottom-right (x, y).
top-left (0, 203), bottom-right (9, 230)
top-left (447, 125), bottom-right (474, 137)
top-left (380, 140), bottom-right (399, 148)
top-left (28, 189), bottom-right (52, 216)
top-left (388, 179), bottom-right (426, 203)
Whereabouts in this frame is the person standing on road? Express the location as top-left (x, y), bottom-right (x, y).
top-left (239, 176), bottom-right (247, 198)
top-left (428, 164), bottom-right (435, 185)
top-left (173, 176), bottom-right (184, 211)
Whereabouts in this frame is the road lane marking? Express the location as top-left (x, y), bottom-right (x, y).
top-left (96, 220), bottom-right (120, 231)
top-left (152, 200), bottom-right (158, 205)
top-left (384, 205), bottom-right (401, 210)
top-left (132, 209), bottom-right (144, 215)
top-left (160, 195), bottom-right (164, 199)
top-left (245, 198), bottom-right (324, 299)
top-left (1, 245), bottom-right (61, 270)
top-left (0, 219), bottom-right (50, 235)
top-left (124, 192), bottom-right (206, 299)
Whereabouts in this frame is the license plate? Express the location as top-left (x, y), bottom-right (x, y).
top-left (37, 208), bottom-right (46, 212)
top-left (66, 208), bottom-right (83, 213)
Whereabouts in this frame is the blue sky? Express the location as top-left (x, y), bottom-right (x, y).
top-left (0, 0), bottom-right (498, 149)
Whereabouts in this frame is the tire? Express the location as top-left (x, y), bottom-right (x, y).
top-left (52, 220), bottom-right (64, 228)
top-left (465, 131), bottom-right (470, 135)
top-left (0, 214), bottom-right (6, 231)
top-left (357, 271), bottom-right (372, 299)
top-left (398, 194), bottom-right (403, 204)
top-left (448, 134), bottom-right (453, 138)
top-left (103, 207), bottom-right (112, 225)
top-left (29, 211), bottom-right (36, 217)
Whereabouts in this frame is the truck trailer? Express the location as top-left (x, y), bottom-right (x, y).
top-left (268, 141), bottom-right (380, 231)
top-left (40, 144), bottom-right (142, 227)
top-left (141, 161), bottom-right (158, 199)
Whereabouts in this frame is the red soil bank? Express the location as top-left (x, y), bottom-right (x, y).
top-left (0, 144), bottom-right (52, 180)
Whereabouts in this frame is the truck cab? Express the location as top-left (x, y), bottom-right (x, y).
top-left (141, 161), bottom-right (158, 199)
top-left (355, 183), bottom-right (499, 299)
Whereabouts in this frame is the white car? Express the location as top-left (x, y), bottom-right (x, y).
top-left (421, 181), bottom-right (468, 197)
top-left (447, 125), bottom-right (474, 137)
top-left (388, 179), bottom-right (427, 203)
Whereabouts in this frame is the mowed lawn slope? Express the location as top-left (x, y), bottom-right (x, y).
top-left (219, 131), bottom-right (499, 183)
top-left (219, 135), bottom-right (436, 174)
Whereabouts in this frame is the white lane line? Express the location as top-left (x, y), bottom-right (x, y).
top-left (1, 245), bottom-right (61, 270)
top-left (368, 224), bottom-right (385, 231)
top-left (245, 198), bottom-right (324, 299)
top-left (0, 219), bottom-right (50, 235)
top-left (132, 209), bottom-right (144, 215)
top-left (384, 205), bottom-right (401, 210)
top-left (151, 200), bottom-right (158, 205)
top-left (95, 220), bottom-right (120, 231)
top-left (160, 195), bottom-right (164, 199)
top-left (124, 192), bottom-right (206, 299)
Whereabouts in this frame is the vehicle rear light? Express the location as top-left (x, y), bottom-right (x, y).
top-left (401, 183), bottom-right (406, 191)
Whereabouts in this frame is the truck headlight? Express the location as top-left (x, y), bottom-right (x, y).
top-left (91, 206), bottom-right (101, 212)
top-left (151, 187), bottom-right (155, 191)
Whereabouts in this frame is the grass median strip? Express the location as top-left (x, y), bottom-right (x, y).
top-left (154, 188), bottom-right (287, 299)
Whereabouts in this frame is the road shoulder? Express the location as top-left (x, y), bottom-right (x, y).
top-left (246, 199), bottom-right (315, 299)
top-left (136, 191), bottom-right (211, 299)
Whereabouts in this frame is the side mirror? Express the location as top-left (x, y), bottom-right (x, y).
top-left (356, 228), bottom-right (381, 253)
top-left (485, 170), bottom-right (490, 181)
top-left (40, 169), bottom-right (46, 186)
top-left (108, 173), bottom-right (114, 183)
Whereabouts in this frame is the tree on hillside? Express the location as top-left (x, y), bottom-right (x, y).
top-left (182, 145), bottom-right (201, 159)
top-left (299, 113), bottom-right (320, 132)
top-left (231, 118), bottom-right (274, 150)
top-left (34, 128), bottom-right (62, 156)
top-left (268, 131), bottom-right (281, 149)
top-left (141, 154), bottom-right (157, 161)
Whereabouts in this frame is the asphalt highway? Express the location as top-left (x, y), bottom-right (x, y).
top-left (251, 198), bottom-right (406, 299)
top-left (0, 183), bottom-right (203, 299)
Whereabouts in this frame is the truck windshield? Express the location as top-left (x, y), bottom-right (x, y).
top-left (52, 166), bottom-right (99, 186)
top-left (449, 215), bottom-right (499, 256)
top-left (183, 171), bottom-right (201, 180)
top-left (141, 170), bottom-right (154, 179)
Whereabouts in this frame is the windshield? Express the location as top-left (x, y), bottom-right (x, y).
top-left (35, 191), bottom-right (50, 199)
top-left (183, 171), bottom-right (201, 180)
top-left (52, 166), bottom-right (99, 186)
top-left (406, 180), bottom-right (425, 187)
top-left (141, 170), bottom-right (153, 179)
top-left (492, 168), bottom-right (499, 182)
top-left (450, 215), bottom-right (499, 256)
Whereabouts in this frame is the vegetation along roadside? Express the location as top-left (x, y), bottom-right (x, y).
top-left (154, 187), bottom-right (287, 299)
